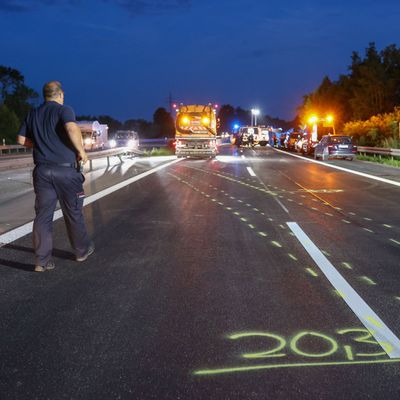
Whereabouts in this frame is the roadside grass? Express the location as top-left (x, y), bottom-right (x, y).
top-left (142, 147), bottom-right (175, 157)
top-left (357, 154), bottom-right (400, 168)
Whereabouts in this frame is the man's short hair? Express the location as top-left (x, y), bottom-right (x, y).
top-left (43, 81), bottom-right (63, 99)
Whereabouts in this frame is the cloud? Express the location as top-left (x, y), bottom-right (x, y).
top-left (0, 0), bottom-right (78, 12)
top-left (111, 0), bottom-right (191, 16)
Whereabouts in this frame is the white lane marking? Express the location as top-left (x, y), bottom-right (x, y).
top-left (273, 148), bottom-right (400, 188)
top-left (0, 159), bottom-right (181, 245)
top-left (246, 167), bottom-right (256, 177)
top-left (275, 198), bottom-right (289, 214)
top-left (287, 221), bottom-right (400, 358)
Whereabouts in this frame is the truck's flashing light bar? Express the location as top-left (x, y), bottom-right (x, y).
top-left (173, 103), bottom-right (218, 112)
top-left (178, 115), bottom-right (211, 127)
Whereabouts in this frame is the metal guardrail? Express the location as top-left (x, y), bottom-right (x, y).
top-left (86, 147), bottom-right (143, 170)
top-left (0, 145), bottom-right (31, 155)
top-left (0, 146), bottom-right (143, 171)
top-left (357, 146), bottom-right (400, 158)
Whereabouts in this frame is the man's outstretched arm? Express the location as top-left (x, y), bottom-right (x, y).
top-left (65, 122), bottom-right (88, 164)
top-left (16, 135), bottom-right (34, 148)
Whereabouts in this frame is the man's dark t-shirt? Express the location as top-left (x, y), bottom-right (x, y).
top-left (18, 101), bottom-right (77, 165)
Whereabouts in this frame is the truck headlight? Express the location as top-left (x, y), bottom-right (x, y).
top-left (84, 138), bottom-right (92, 145)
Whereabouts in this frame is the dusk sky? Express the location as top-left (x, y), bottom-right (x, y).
top-left (1, 0), bottom-right (399, 122)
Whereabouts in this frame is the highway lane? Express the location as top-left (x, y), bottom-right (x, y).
top-left (1, 145), bottom-right (400, 399)
top-left (0, 155), bottom-right (175, 234)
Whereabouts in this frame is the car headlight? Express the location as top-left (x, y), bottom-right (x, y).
top-left (109, 139), bottom-right (116, 148)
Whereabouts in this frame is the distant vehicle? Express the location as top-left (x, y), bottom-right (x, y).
top-left (284, 131), bottom-right (301, 151)
top-left (302, 126), bottom-right (335, 155)
top-left (109, 130), bottom-right (139, 150)
top-left (175, 104), bottom-right (218, 158)
top-left (314, 135), bottom-right (357, 161)
top-left (237, 126), bottom-right (269, 147)
top-left (77, 121), bottom-right (108, 151)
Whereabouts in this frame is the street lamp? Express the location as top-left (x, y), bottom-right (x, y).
top-left (251, 108), bottom-right (260, 126)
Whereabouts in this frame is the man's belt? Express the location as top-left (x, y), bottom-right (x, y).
top-left (37, 161), bottom-right (77, 168)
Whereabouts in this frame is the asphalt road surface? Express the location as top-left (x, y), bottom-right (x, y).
top-left (1, 146), bottom-right (400, 399)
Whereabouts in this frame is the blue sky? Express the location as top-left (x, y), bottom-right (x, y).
top-left (1, 0), bottom-right (399, 121)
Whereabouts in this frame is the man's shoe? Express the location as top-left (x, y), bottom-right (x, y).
top-left (76, 242), bottom-right (95, 262)
top-left (34, 260), bottom-right (55, 272)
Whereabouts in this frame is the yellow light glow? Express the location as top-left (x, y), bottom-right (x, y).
top-left (202, 116), bottom-right (210, 125)
top-left (326, 115), bottom-right (334, 123)
top-left (308, 115), bottom-right (318, 124)
top-left (181, 116), bottom-right (190, 125)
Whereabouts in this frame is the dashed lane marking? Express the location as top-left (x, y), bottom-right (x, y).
top-left (246, 167), bottom-right (256, 177)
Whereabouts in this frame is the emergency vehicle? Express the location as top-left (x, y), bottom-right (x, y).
top-left (174, 104), bottom-right (218, 158)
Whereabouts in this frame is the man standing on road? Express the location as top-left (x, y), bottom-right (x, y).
top-left (17, 81), bottom-right (94, 272)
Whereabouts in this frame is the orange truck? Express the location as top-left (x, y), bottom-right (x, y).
top-left (175, 104), bottom-right (218, 158)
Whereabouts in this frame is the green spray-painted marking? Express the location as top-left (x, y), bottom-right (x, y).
top-left (334, 290), bottom-right (346, 299)
top-left (306, 268), bottom-right (318, 277)
top-left (360, 276), bottom-right (377, 286)
top-left (228, 332), bottom-right (286, 359)
top-left (322, 250), bottom-right (331, 257)
top-left (364, 217), bottom-right (372, 221)
top-left (225, 207), bottom-right (232, 211)
top-left (342, 219), bottom-right (351, 224)
top-left (253, 208), bottom-right (260, 212)
top-left (248, 224), bottom-right (255, 229)
top-left (258, 232), bottom-right (267, 237)
top-left (290, 331), bottom-right (338, 358)
top-left (383, 224), bottom-right (392, 228)
top-left (193, 359), bottom-right (400, 376)
top-left (271, 241), bottom-right (282, 248)
top-left (240, 217), bottom-right (248, 222)
top-left (365, 316), bottom-right (383, 328)
top-left (288, 253), bottom-right (298, 261)
top-left (363, 228), bottom-right (374, 233)
top-left (341, 262), bottom-right (353, 270)
top-left (234, 211), bottom-right (240, 216)
top-left (344, 345), bottom-right (354, 361)
top-left (390, 238), bottom-right (400, 245)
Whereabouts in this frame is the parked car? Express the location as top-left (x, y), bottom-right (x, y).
top-left (109, 130), bottom-right (139, 150)
top-left (314, 135), bottom-right (357, 161)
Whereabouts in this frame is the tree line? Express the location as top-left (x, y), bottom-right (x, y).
top-left (1, 42), bottom-right (400, 146)
top-left (297, 42), bottom-right (400, 146)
